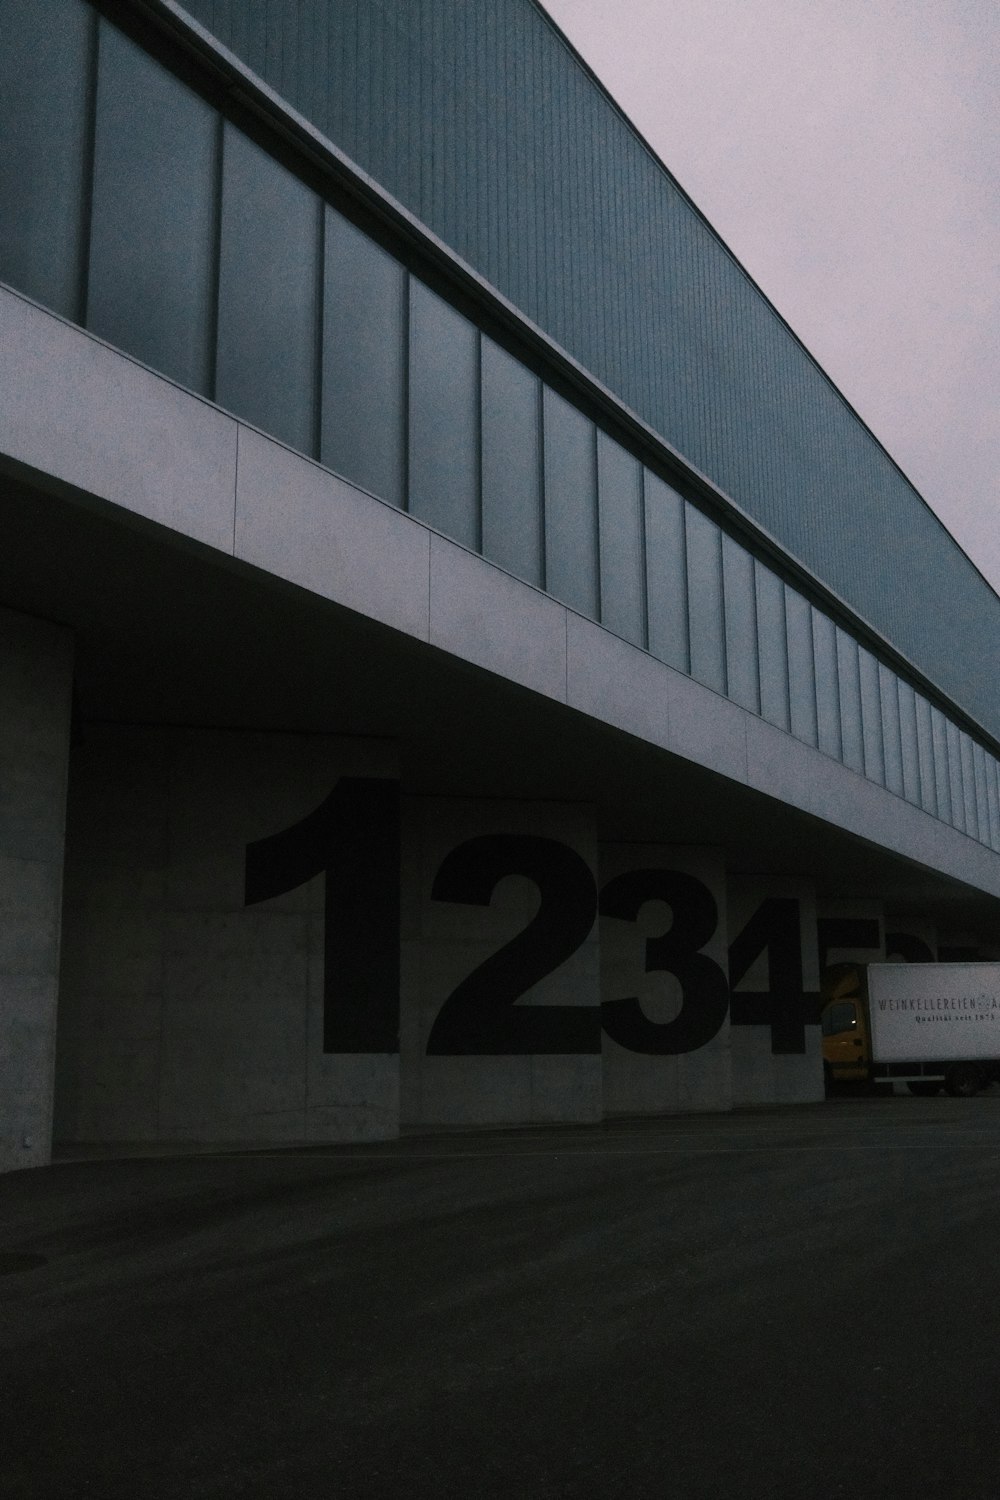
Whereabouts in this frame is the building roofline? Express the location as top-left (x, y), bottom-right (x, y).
top-left (527, 0), bottom-right (1000, 613)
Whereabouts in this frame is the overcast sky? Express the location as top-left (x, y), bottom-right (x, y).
top-left (542, 0), bottom-right (1000, 597)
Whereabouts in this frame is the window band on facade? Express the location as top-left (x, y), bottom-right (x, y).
top-left (311, 195), bottom-right (326, 463)
top-left (206, 111), bottom-right (225, 403)
top-left (76, 6), bottom-right (101, 329)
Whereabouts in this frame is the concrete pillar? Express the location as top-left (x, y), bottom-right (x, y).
top-left (0, 606), bottom-right (73, 1171)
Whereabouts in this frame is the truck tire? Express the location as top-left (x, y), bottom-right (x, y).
top-left (906, 1082), bottom-right (940, 1097)
top-left (944, 1064), bottom-right (982, 1098)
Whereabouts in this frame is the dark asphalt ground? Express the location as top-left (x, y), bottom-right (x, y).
top-left (4, 1098), bottom-right (1000, 1499)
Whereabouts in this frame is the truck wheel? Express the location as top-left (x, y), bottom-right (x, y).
top-left (907, 1082), bottom-right (940, 1097)
top-left (944, 1065), bottom-right (982, 1098)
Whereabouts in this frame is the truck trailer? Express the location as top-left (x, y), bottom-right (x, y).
top-left (821, 962), bottom-right (1000, 1097)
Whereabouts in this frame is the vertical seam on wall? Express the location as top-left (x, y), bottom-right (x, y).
top-left (232, 423), bottom-right (240, 557)
top-left (806, 601), bottom-right (818, 747)
top-left (715, 524), bottom-right (727, 699)
top-left (966, 738), bottom-right (980, 841)
top-left (474, 328), bottom-right (483, 554)
top-left (638, 466), bottom-right (649, 653)
top-left (977, 746), bottom-right (989, 845)
top-left (156, 737), bottom-right (172, 1142)
top-left (971, 744), bottom-right (985, 845)
top-left (401, 268), bottom-right (411, 513)
top-left (76, 9), bottom-right (100, 328)
top-left (747, 552), bottom-right (761, 716)
top-left (954, 725), bottom-right (968, 834)
top-left (830, 619), bottom-right (844, 764)
top-left (923, 700), bottom-right (938, 818)
top-left (943, 720), bottom-right (956, 830)
top-left (313, 198), bottom-right (325, 462)
top-left (925, 699), bottom-right (940, 817)
top-left (983, 751), bottom-right (996, 847)
top-left (592, 424), bottom-right (602, 625)
top-left (944, 716), bottom-right (957, 828)
top-left (206, 113), bottom-right (225, 402)
top-left (679, 501), bottom-right (692, 677)
top-left (426, 520), bottom-right (432, 644)
top-left (537, 378), bottom-right (547, 593)
top-left (891, 670), bottom-right (904, 795)
top-left (302, 886), bottom-right (311, 1134)
top-left (779, 583), bottom-right (791, 733)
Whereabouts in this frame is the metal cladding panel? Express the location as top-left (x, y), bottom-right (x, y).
top-left (175, 0), bottom-right (998, 739)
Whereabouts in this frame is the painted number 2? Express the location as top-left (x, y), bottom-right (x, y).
top-left (426, 836), bottom-right (601, 1055)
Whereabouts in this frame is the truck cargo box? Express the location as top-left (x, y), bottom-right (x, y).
top-left (867, 963), bottom-right (1000, 1064)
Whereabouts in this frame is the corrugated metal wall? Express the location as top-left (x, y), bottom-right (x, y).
top-left (178, 0), bottom-right (999, 741)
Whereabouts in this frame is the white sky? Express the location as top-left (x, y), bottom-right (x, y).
top-left (542, 0), bottom-right (1000, 596)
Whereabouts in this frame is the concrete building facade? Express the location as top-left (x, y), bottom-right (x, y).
top-left (2, 0), bottom-right (998, 1168)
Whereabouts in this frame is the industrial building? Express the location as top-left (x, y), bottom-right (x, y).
top-left (2, 0), bottom-right (998, 1170)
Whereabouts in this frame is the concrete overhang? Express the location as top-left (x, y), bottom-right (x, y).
top-left (2, 284), bottom-right (999, 940)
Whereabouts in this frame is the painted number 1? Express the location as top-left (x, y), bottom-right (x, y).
top-left (244, 777), bottom-right (401, 1053)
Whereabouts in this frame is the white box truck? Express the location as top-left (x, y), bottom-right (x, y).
top-left (821, 961), bottom-right (1000, 1097)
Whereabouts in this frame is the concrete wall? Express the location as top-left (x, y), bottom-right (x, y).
top-left (58, 717), bottom-right (1000, 1147)
top-left (55, 726), bottom-right (399, 1145)
top-left (60, 726), bottom-right (829, 1148)
top-left (0, 605), bottom-right (73, 1171)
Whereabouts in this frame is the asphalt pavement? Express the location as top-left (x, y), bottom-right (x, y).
top-left (4, 1097), bottom-right (1000, 1499)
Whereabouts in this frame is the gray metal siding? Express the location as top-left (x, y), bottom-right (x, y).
top-left (176, 0), bottom-right (1000, 743)
top-left (6, 0), bottom-right (1000, 854)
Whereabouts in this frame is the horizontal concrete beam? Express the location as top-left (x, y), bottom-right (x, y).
top-left (2, 283), bottom-right (999, 901)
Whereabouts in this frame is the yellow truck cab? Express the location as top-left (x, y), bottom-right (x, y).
top-left (820, 963), bottom-right (870, 1085)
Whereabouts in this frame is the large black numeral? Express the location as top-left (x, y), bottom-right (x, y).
top-left (599, 870), bottom-right (729, 1055)
top-left (728, 897), bottom-right (818, 1054)
top-left (426, 834), bottom-right (601, 1055)
top-left (816, 916), bottom-right (880, 974)
top-left (245, 777), bottom-right (400, 1053)
top-left (885, 931), bottom-right (934, 963)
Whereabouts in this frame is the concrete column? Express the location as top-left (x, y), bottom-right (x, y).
top-left (0, 606), bottom-right (73, 1171)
